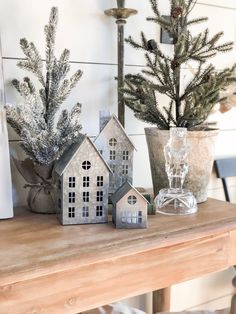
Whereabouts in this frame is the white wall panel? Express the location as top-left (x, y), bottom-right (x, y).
top-left (209, 170), bottom-right (236, 191)
top-left (215, 130), bottom-right (236, 158)
top-left (0, 0), bottom-right (117, 64)
top-left (0, 0), bottom-right (160, 66)
top-left (197, 1), bottom-right (236, 10)
top-left (209, 110), bottom-right (236, 131)
top-left (130, 134), bottom-right (152, 189)
top-left (125, 0), bottom-right (236, 68)
top-left (125, 0), bottom-right (169, 66)
top-left (190, 3), bottom-right (236, 69)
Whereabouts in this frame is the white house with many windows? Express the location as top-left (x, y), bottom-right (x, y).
top-left (54, 134), bottom-right (111, 225)
top-left (111, 181), bottom-right (148, 229)
top-left (94, 112), bottom-right (135, 194)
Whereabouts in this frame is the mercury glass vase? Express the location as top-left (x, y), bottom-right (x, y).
top-left (155, 127), bottom-right (197, 215)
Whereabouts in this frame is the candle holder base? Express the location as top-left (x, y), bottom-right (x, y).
top-left (155, 188), bottom-right (198, 216)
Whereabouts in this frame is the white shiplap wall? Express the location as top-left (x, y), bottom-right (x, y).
top-left (1, 0), bottom-right (236, 312)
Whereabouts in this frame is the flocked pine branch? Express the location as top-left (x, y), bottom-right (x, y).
top-left (6, 7), bottom-right (83, 165)
top-left (124, 0), bottom-right (236, 130)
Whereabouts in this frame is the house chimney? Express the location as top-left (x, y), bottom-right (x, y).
top-left (99, 111), bottom-right (111, 132)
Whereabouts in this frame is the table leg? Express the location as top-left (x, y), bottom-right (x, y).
top-left (230, 267), bottom-right (236, 314)
top-left (153, 287), bottom-right (171, 313)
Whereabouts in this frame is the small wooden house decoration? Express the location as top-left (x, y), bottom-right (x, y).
top-left (54, 134), bottom-right (111, 225)
top-left (111, 181), bottom-right (148, 229)
top-left (94, 112), bottom-right (135, 194)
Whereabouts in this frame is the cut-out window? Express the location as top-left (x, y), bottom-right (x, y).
top-left (96, 191), bottom-right (103, 202)
top-left (82, 161), bottom-right (91, 170)
top-left (58, 198), bottom-right (61, 209)
top-left (138, 211), bottom-right (142, 223)
top-left (109, 138), bottom-right (117, 146)
top-left (121, 210), bottom-right (141, 224)
top-left (96, 205), bottom-right (103, 216)
top-left (97, 176), bottom-right (103, 187)
top-left (68, 207), bottom-right (75, 218)
top-left (69, 177), bottom-right (76, 188)
top-left (82, 206), bottom-right (89, 217)
top-left (123, 151), bottom-right (129, 160)
top-left (83, 191), bottom-right (89, 202)
top-left (83, 176), bottom-right (90, 187)
top-left (128, 195), bottom-right (137, 205)
top-left (69, 192), bottom-right (75, 203)
top-left (99, 150), bottom-right (103, 155)
top-left (111, 164), bottom-right (116, 173)
top-left (58, 180), bottom-right (61, 190)
top-left (110, 150), bottom-right (116, 160)
top-left (122, 165), bottom-right (128, 175)
top-left (121, 211), bottom-right (127, 223)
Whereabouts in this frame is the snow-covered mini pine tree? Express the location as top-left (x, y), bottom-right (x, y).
top-left (6, 7), bottom-right (83, 166)
top-left (5, 7), bottom-right (83, 213)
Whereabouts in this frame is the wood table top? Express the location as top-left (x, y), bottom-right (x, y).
top-left (1, 198), bottom-right (236, 287)
top-left (1, 198), bottom-right (236, 313)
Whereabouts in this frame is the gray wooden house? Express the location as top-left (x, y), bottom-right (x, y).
top-left (54, 134), bottom-right (111, 225)
top-left (111, 181), bottom-right (148, 229)
top-left (94, 112), bottom-right (135, 194)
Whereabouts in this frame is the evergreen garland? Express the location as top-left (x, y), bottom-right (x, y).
top-left (123, 0), bottom-right (236, 130)
top-left (6, 7), bottom-right (83, 165)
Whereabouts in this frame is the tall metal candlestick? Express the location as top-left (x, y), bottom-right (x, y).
top-left (105, 0), bottom-right (137, 127)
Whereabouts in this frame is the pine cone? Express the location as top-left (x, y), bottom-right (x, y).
top-left (136, 88), bottom-right (145, 103)
top-left (171, 7), bottom-right (183, 19)
top-left (171, 59), bottom-right (180, 69)
top-left (147, 39), bottom-right (157, 51)
top-left (202, 74), bottom-right (211, 83)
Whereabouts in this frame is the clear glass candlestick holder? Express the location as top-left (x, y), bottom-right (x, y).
top-left (155, 127), bottom-right (197, 216)
top-left (156, 188), bottom-right (197, 215)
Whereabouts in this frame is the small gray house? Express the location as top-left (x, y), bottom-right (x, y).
top-left (54, 134), bottom-right (111, 225)
top-left (94, 112), bottom-right (135, 194)
top-left (111, 181), bottom-right (148, 229)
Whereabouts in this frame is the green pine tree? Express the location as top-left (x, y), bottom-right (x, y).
top-left (123, 0), bottom-right (236, 130)
top-left (6, 7), bottom-right (82, 165)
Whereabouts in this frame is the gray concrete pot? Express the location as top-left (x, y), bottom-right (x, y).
top-left (145, 128), bottom-right (219, 203)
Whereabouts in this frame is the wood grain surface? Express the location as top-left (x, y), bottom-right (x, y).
top-left (0, 198), bottom-right (236, 313)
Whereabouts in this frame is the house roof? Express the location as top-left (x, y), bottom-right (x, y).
top-left (54, 134), bottom-right (112, 176)
top-left (110, 181), bottom-right (149, 205)
top-left (94, 115), bottom-right (136, 150)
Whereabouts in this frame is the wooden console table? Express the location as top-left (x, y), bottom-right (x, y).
top-left (1, 198), bottom-right (236, 314)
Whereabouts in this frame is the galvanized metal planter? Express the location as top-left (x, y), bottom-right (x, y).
top-left (145, 127), bottom-right (219, 203)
